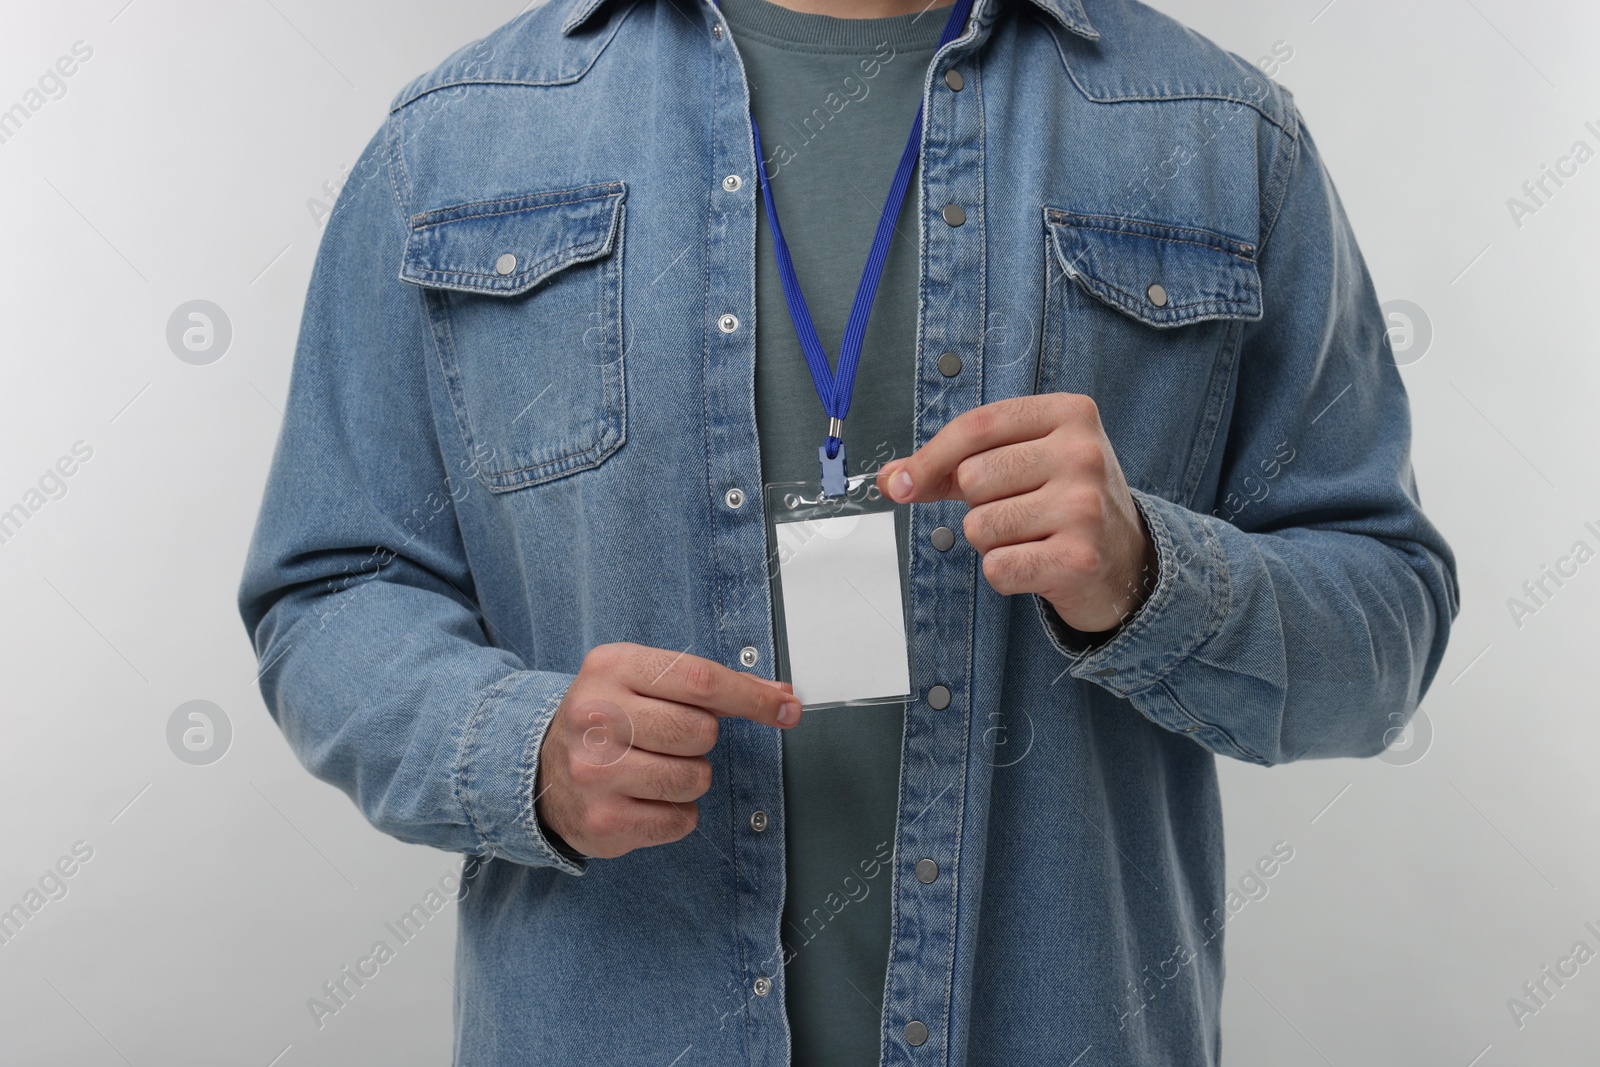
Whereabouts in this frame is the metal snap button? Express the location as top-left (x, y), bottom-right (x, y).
top-left (739, 646), bottom-right (759, 667)
top-left (1146, 282), bottom-right (1169, 307)
top-left (723, 174), bottom-right (742, 192)
top-left (937, 351), bottom-right (962, 377)
top-left (725, 487), bottom-right (745, 509)
top-left (930, 526), bottom-right (956, 552)
top-left (718, 313), bottom-right (739, 333)
top-left (753, 975), bottom-right (771, 996)
top-left (905, 1020), bottom-right (929, 1046)
top-left (927, 685), bottom-right (952, 710)
top-left (944, 69), bottom-right (964, 91)
top-left (494, 253), bottom-right (517, 276)
top-left (941, 203), bottom-right (966, 227)
top-left (916, 858), bottom-right (939, 884)
top-left (749, 810), bottom-right (769, 832)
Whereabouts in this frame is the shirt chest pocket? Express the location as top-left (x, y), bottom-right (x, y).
top-left (400, 182), bottom-right (627, 492)
top-left (1037, 209), bottom-right (1261, 505)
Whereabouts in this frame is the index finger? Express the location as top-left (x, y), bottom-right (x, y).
top-left (877, 394), bottom-right (1093, 504)
top-left (625, 647), bottom-right (801, 727)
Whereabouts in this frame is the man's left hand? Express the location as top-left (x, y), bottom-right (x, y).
top-left (875, 393), bottom-right (1158, 635)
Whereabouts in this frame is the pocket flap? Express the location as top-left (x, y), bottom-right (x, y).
top-left (1046, 210), bottom-right (1262, 327)
top-left (400, 181), bottom-right (625, 296)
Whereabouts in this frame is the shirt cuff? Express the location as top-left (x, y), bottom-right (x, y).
top-left (1035, 487), bottom-right (1230, 695)
top-left (456, 669), bottom-right (588, 876)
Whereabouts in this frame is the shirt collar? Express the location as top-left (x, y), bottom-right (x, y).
top-left (561, 0), bottom-right (1099, 41)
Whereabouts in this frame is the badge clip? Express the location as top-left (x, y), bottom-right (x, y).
top-left (819, 418), bottom-right (847, 498)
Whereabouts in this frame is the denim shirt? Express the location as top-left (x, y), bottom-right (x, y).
top-left (237, 0), bottom-right (1460, 1063)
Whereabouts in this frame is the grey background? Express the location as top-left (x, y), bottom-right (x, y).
top-left (1, 0), bottom-right (1594, 1063)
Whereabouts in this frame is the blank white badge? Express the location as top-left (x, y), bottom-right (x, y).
top-left (773, 510), bottom-right (911, 707)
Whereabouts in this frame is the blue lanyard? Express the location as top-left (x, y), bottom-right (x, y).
top-left (718, 0), bottom-right (976, 494)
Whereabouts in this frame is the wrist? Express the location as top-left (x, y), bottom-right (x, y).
top-left (1048, 540), bottom-right (1158, 636)
top-left (533, 762), bottom-right (589, 862)
top-left (541, 821), bottom-right (589, 862)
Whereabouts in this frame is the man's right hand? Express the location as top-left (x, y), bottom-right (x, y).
top-left (533, 642), bottom-right (801, 860)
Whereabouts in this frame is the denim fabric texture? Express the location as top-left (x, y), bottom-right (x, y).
top-left (237, 0), bottom-right (1460, 1063)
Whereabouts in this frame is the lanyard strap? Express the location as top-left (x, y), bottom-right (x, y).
top-left (721, 0), bottom-right (976, 468)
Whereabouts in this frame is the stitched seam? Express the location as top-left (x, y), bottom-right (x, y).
top-left (1074, 275), bottom-right (1253, 319)
top-left (885, 13), bottom-right (932, 1053)
top-left (1047, 211), bottom-right (1255, 255)
top-left (1044, 21), bottom-right (1293, 136)
top-left (397, 77), bottom-right (589, 107)
top-left (407, 193), bottom-right (623, 290)
top-left (605, 200), bottom-right (628, 466)
top-left (481, 433), bottom-right (619, 480)
top-left (701, 43), bottom-right (751, 1059)
top-left (1062, 268), bottom-right (1257, 322)
top-left (390, 0), bottom-right (643, 112)
top-left (409, 236), bottom-right (611, 285)
top-left (453, 671), bottom-right (523, 854)
top-left (939, 54), bottom-right (986, 1067)
top-left (1154, 678), bottom-right (1266, 764)
top-left (517, 681), bottom-right (581, 870)
top-left (1049, 226), bottom-right (1258, 320)
top-left (1058, 223), bottom-right (1256, 263)
top-left (411, 187), bottom-right (623, 229)
top-left (1079, 90), bottom-right (1290, 134)
top-left (1069, 85), bottom-right (1293, 138)
top-left (1137, 506), bottom-right (1233, 687)
top-left (1147, 504), bottom-right (1229, 682)
top-left (560, 0), bottom-right (604, 34)
top-left (1255, 110), bottom-right (1302, 262)
top-left (1157, 678), bottom-right (1209, 731)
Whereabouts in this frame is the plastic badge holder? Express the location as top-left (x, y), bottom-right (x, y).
top-left (765, 475), bottom-right (913, 711)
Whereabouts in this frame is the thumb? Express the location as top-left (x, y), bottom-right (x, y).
top-left (877, 459), bottom-right (917, 504)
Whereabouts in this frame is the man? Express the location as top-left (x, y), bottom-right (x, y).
top-left (238, 0), bottom-right (1459, 1062)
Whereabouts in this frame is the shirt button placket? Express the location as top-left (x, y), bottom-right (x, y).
top-left (708, 9), bottom-right (783, 1058)
top-left (888, 17), bottom-right (985, 1063)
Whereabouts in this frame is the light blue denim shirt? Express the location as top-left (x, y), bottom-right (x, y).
top-left (238, 0), bottom-right (1460, 1063)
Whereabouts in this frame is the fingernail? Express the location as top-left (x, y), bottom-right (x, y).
top-left (889, 469), bottom-right (913, 501)
top-left (778, 701), bottom-right (802, 726)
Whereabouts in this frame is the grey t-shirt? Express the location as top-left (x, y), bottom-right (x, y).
top-left (720, 0), bottom-right (947, 1062)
